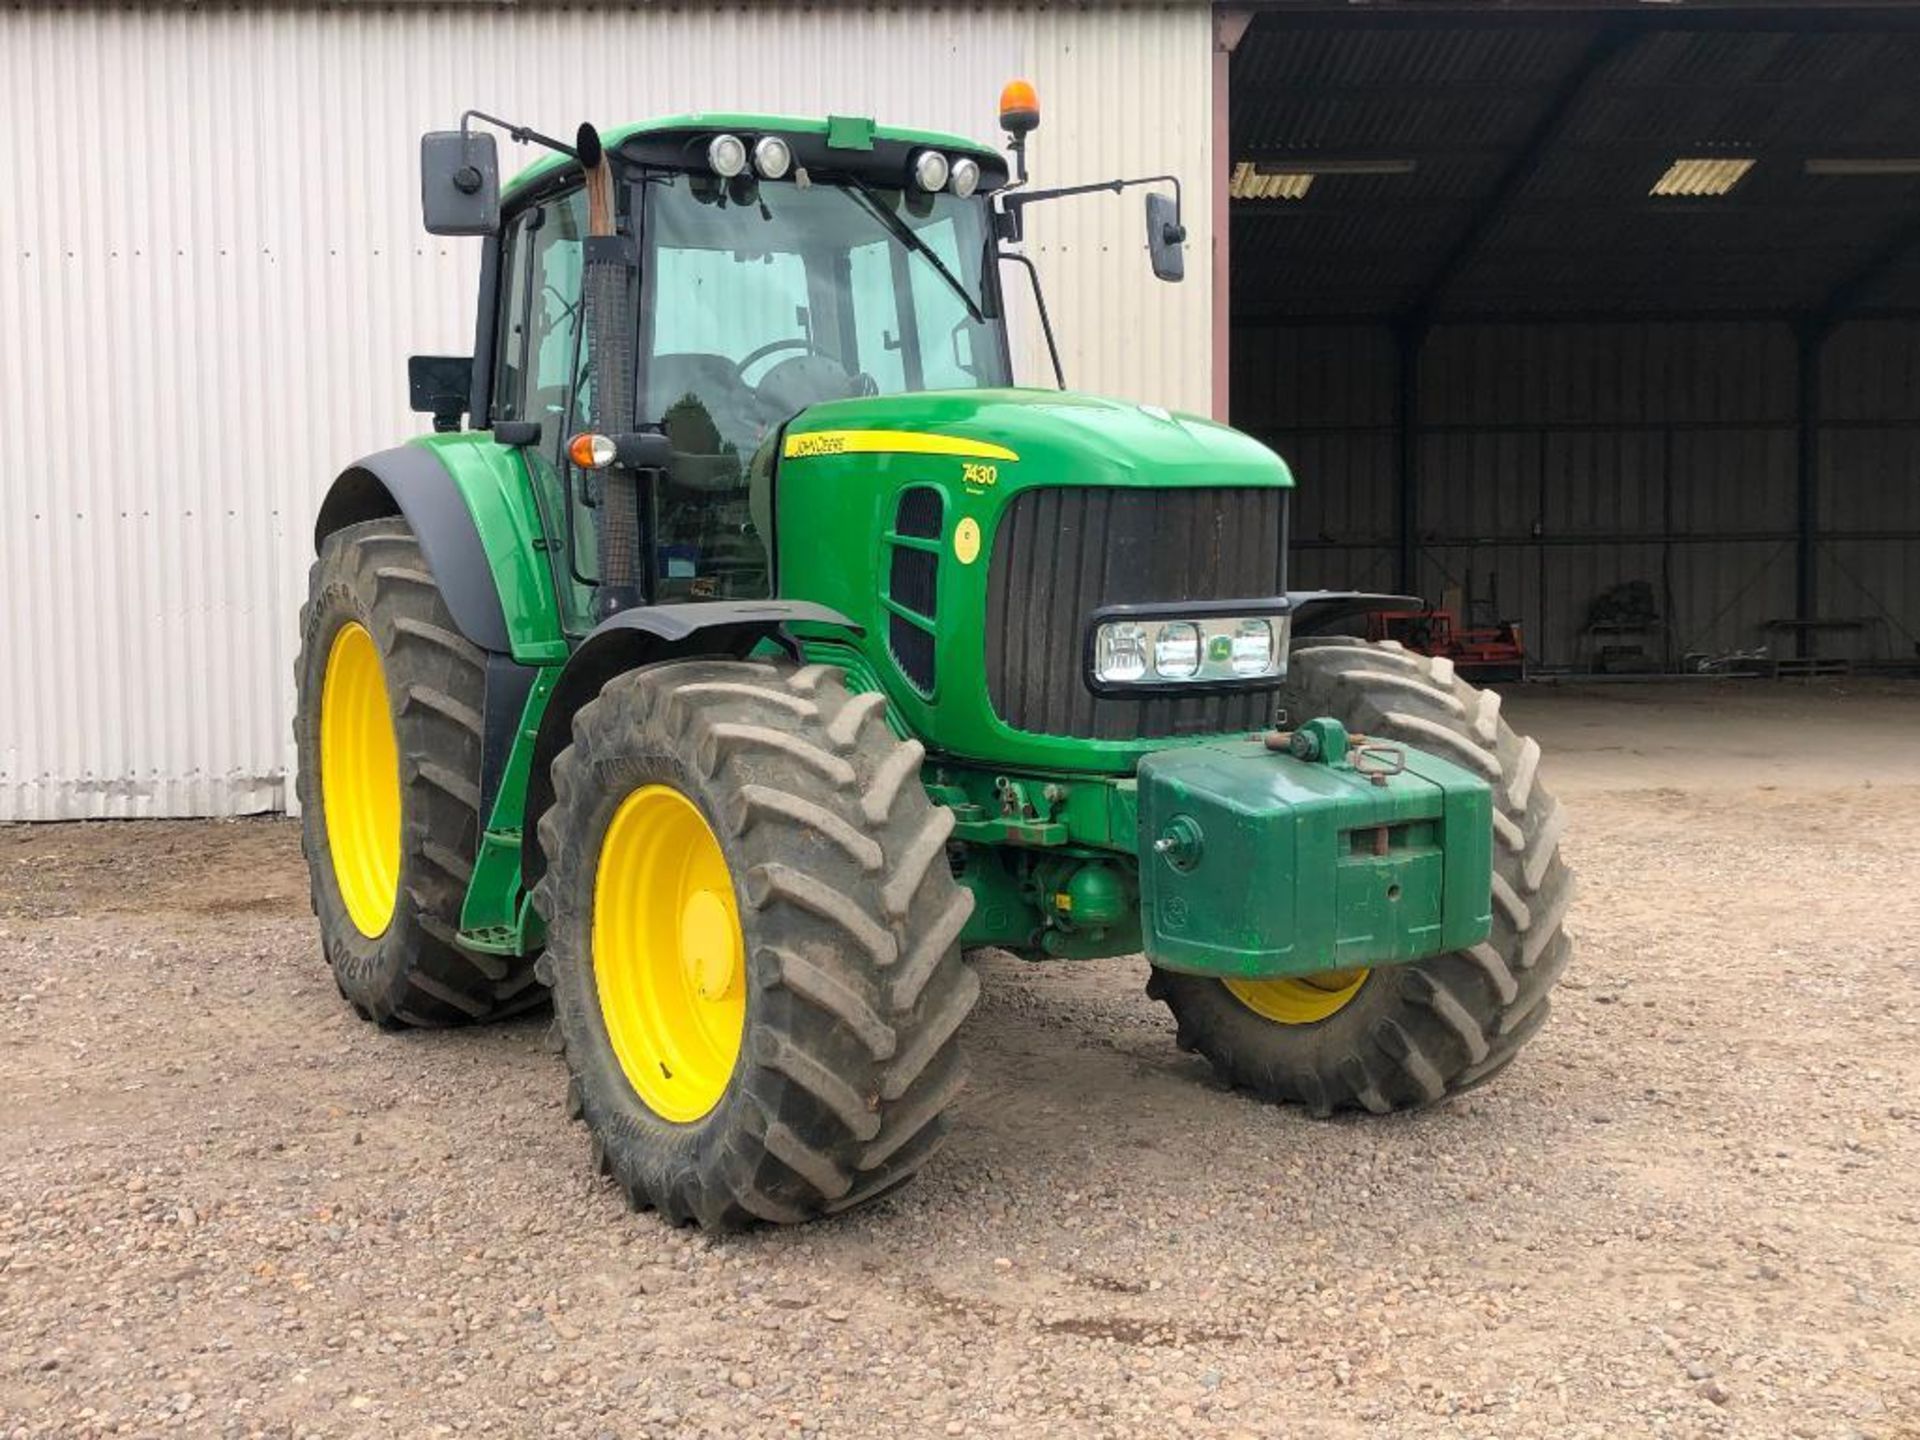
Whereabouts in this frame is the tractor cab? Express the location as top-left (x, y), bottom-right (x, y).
top-left (429, 114), bottom-right (1020, 631)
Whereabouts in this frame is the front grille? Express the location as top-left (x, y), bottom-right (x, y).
top-left (984, 486), bottom-right (1288, 740)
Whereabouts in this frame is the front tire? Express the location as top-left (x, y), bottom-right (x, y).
top-left (294, 517), bottom-right (541, 1026)
top-left (1148, 639), bottom-right (1574, 1114)
top-left (533, 660), bottom-right (979, 1228)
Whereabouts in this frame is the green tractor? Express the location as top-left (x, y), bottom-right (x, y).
top-left (296, 88), bottom-right (1573, 1228)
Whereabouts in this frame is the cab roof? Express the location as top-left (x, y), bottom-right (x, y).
top-left (504, 112), bottom-right (1005, 199)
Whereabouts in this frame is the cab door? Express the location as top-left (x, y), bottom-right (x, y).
top-left (488, 187), bottom-right (599, 634)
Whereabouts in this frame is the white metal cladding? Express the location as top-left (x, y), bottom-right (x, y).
top-left (0, 3), bottom-right (1214, 820)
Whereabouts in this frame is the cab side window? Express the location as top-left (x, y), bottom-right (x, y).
top-left (488, 189), bottom-right (590, 435)
top-left (526, 191), bottom-right (589, 432)
top-left (490, 213), bottom-right (534, 422)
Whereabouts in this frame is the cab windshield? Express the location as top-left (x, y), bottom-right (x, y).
top-left (619, 169), bottom-right (1008, 604)
top-left (640, 171), bottom-right (1009, 455)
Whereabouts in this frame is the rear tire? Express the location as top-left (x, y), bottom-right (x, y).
top-left (533, 659), bottom-right (980, 1229)
top-left (294, 517), bottom-right (541, 1026)
top-left (1148, 638), bottom-right (1574, 1113)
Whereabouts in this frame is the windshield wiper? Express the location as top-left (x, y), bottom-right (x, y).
top-left (840, 176), bottom-right (985, 326)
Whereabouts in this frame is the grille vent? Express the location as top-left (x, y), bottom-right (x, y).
top-left (889, 619), bottom-right (936, 693)
top-left (887, 487), bottom-right (943, 694)
top-left (895, 485), bottom-right (944, 540)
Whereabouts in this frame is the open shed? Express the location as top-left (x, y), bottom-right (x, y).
top-left (1227, 2), bottom-right (1920, 675)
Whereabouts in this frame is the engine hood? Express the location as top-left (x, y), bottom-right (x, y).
top-left (780, 388), bottom-right (1292, 490)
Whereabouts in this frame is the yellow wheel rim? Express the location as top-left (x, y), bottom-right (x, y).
top-left (319, 621), bottom-right (402, 937)
top-left (1224, 968), bottom-right (1371, 1025)
top-left (593, 785), bottom-right (747, 1123)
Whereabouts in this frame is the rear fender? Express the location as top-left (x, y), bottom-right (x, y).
top-left (313, 438), bottom-right (565, 663)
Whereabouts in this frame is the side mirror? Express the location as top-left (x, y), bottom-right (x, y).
top-left (421, 130), bottom-right (500, 236)
top-left (613, 431), bottom-right (674, 471)
top-left (1146, 192), bottom-right (1186, 283)
top-left (408, 354), bottom-right (473, 432)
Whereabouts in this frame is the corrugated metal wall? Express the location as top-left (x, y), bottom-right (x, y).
top-left (0, 2), bottom-right (1214, 820)
top-left (1235, 325), bottom-right (1401, 596)
top-left (1235, 318), bottom-right (1920, 671)
top-left (1820, 321), bottom-right (1920, 661)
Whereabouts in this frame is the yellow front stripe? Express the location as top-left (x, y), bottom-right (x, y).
top-left (782, 429), bottom-right (1019, 463)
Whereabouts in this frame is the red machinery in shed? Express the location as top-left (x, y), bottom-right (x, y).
top-left (1365, 608), bottom-right (1527, 683)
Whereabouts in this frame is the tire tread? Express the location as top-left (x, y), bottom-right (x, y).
top-left (536, 659), bottom-right (978, 1228)
top-left (1149, 638), bottom-right (1573, 1113)
top-left (293, 517), bottom-right (539, 1028)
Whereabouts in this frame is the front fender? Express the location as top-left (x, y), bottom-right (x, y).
top-left (1287, 590), bottom-right (1424, 638)
top-left (518, 600), bottom-right (863, 891)
top-left (313, 436), bottom-right (566, 663)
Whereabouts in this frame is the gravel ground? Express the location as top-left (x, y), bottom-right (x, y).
top-left (3, 682), bottom-right (1918, 1439)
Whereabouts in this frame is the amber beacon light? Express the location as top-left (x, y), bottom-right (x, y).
top-left (999, 79), bottom-right (1040, 137)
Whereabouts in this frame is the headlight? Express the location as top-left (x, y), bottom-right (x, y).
top-left (751, 135), bottom-right (792, 180)
top-left (1230, 618), bottom-right (1275, 676)
top-left (911, 149), bottom-right (951, 192)
top-left (1089, 611), bottom-right (1290, 690)
top-left (949, 156), bottom-right (981, 198)
top-left (707, 133), bottom-right (748, 178)
top-left (1094, 622), bottom-right (1150, 683)
top-left (1152, 623), bottom-right (1201, 679)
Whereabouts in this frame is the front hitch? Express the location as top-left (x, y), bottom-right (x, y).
top-left (1135, 719), bottom-right (1494, 981)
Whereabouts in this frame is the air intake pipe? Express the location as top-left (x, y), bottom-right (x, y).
top-left (578, 123), bottom-right (644, 619)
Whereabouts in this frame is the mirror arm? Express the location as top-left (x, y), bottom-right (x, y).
top-left (995, 173), bottom-right (1187, 283)
top-left (459, 109), bottom-right (581, 162)
top-left (997, 251), bottom-right (1065, 391)
top-left (1000, 173), bottom-right (1183, 220)
top-left (444, 111), bottom-right (584, 204)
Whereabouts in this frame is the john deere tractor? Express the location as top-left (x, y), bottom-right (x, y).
top-left (296, 88), bottom-right (1572, 1228)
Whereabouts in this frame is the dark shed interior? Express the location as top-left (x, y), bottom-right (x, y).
top-left (1229, 3), bottom-right (1920, 674)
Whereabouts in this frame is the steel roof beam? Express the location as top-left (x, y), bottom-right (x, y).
top-left (1233, 7), bottom-right (1920, 36)
top-left (1234, 141), bottom-right (1920, 169)
top-left (1400, 25), bottom-right (1633, 327)
top-left (1229, 307), bottom-right (1920, 326)
top-left (1813, 212), bottom-right (1920, 329)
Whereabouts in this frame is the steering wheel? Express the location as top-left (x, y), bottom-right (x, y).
top-left (734, 337), bottom-right (836, 386)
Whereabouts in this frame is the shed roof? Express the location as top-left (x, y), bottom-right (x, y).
top-left (1231, 10), bottom-right (1920, 321)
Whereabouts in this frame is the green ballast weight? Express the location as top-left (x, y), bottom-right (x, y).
top-left (1135, 717), bottom-right (1494, 980)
